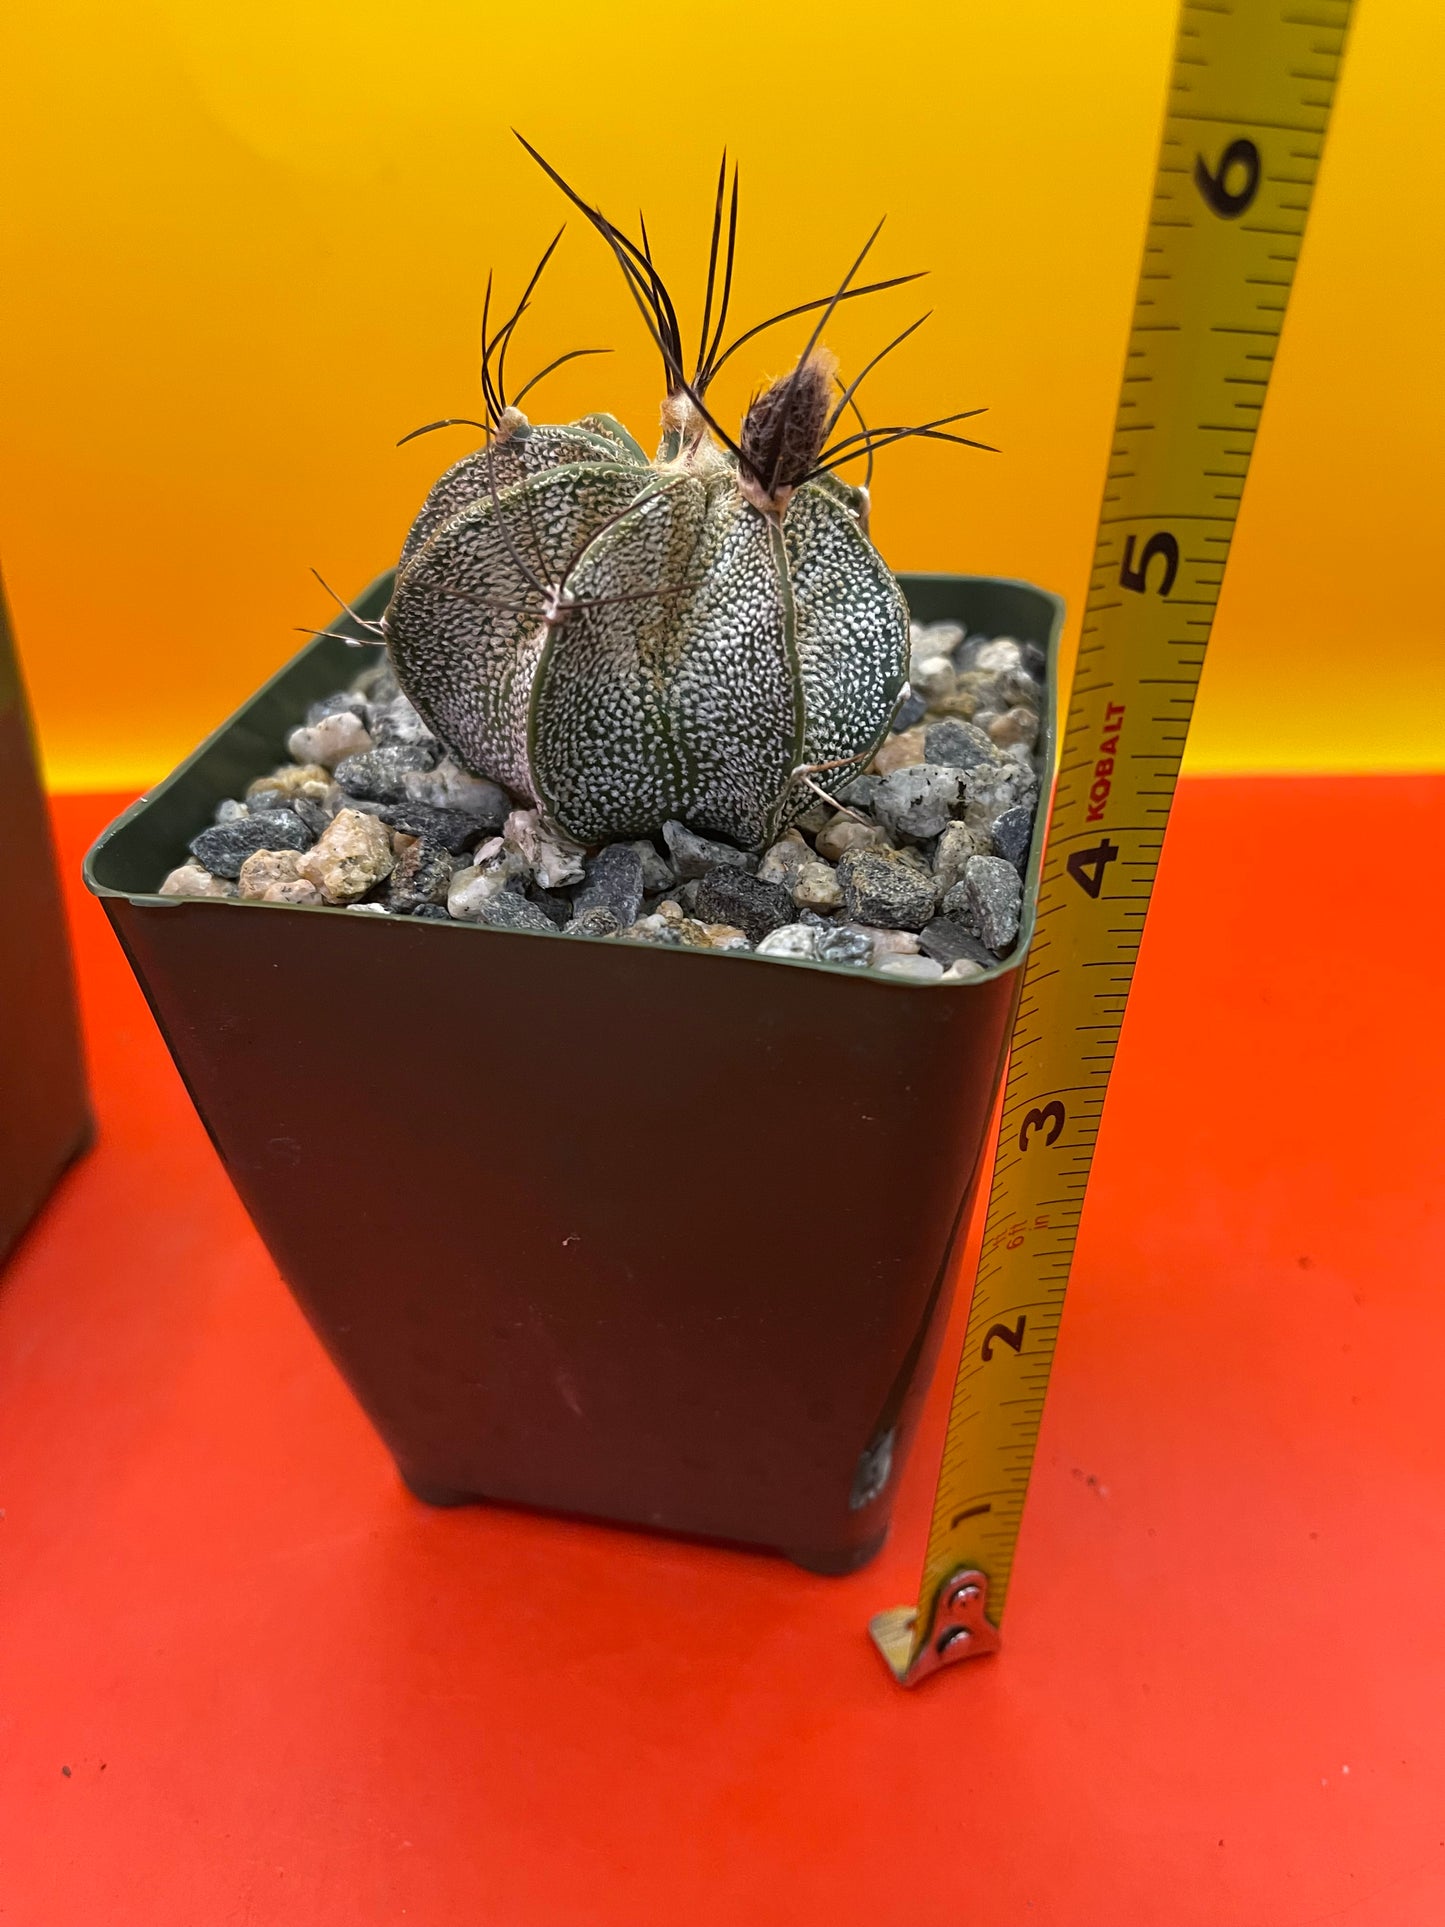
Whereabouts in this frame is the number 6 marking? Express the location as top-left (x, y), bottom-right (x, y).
top-left (1019, 1101), bottom-right (1066, 1151)
top-left (1194, 137), bottom-right (1261, 218)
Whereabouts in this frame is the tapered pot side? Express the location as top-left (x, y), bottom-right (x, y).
top-left (85, 571), bottom-right (1062, 1572)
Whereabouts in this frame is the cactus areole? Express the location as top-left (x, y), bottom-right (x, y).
top-left (384, 143), bottom-right (991, 851)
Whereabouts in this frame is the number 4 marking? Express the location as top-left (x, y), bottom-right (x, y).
top-left (1066, 838), bottom-right (1119, 899)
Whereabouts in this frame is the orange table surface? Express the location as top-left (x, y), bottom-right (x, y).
top-left (3, 777), bottom-right (1444, 1927)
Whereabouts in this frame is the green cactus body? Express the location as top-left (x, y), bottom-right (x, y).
top-left (387, 406), bottom-right (909, 849)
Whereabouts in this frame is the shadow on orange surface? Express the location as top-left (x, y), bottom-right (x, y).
top-left (1, 778), bottom-right (1443, 1927)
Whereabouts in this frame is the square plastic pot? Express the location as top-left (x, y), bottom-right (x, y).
top-left (1, 572), bottom-right (90, 1265)
top-left (85, 570), bottom-right (1061, 1573)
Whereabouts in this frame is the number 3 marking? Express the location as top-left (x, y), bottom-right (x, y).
top-left (1019, 1101), bottom-right (1066, 1151)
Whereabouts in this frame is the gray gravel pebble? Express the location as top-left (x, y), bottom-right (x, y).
top-left (890, 688), bottom-right (928, 732)
top-left (380, 802), bottom-right (488, 854)
top-left (991, 803), bottom-right (1035, 869)
top-left (565, 905), bottom-right (623, 938)
top-left (333, 743), bottom-right (437, 803)
top-left (572, 843), bottom-right (646, 928)
top-left (923, 718), bottom-right (998, 772)
top-left (756, 922), bottom-right (818, 959)
top-left (470, 892), bottom-right (558, 935)
top-left (692, 868), bottom-right (795, 942)
top-left (388, 837), bottom-right (453, 912)
top-left (917, 916), bottom-right (996, 971)
top-left (305, 690), bottom-right (369, 727)
top-left (815, 925), bottom-right (873, 968)
top-left (400, 760), bottom-right (511, 825)
top-left (836, 848), bottom-right (937, 931)
top-left (662, 819), bottom-right (757, 879)
top-left (944, 855), bottom-right (1023, 952)
top-left (190, 810), bottom-right (312, 877)
top-left (870, 764), bottom-right (961, 842)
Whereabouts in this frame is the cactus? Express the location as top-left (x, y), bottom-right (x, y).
top-left (383, 145), bottom-right (991, 850)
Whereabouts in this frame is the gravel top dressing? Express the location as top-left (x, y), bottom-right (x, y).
top-left (158, 617), bottom-right (1047, 985)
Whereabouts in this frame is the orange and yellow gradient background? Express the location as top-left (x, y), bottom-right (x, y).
top-left (1, 0), bottom-right (1441, 792)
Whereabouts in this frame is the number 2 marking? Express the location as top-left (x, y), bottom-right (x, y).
top-left (1019, 1101), bottom-right (1066, 1151)
top-left (982, 1317), bottom-right (1027, 1362)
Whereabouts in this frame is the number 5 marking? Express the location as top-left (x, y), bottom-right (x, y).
top-left (1120, 531), bottom-right (1179, 597)
top-left (1019, 1101), bottom-right (1066, 1151)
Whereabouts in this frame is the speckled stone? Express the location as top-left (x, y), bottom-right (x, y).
top-left (379, 802), bottom-right (488, 854)
top-left (447, 844), bottom-right (529, 919)
top-left (815, 924), bottom-right (873, 968)
top-left (565, 905), bottom-right (623, 938)
top-left (247, 763), bottom-right (332, 803)
top-left (857, 925), bottom-right (922, 959)
top-left (528, 887), bottom-right (575, 929)
top-left (991, 803), bottom-right (1035, 869)
top-left (305, 690), bottom-right (369, 727)
top-left (237, 848), bottom-right (312, 901)
top-left (792, 857), bottom-right (844, 913)
top-left (932, 820), bottom-right (988, 895)
top-left (368, 692), bottom-right (436, 750)
top-left (836, 848), bottom-right (937, 931)
top-left (836, 773), bottom-right (880, 812)
top-left (692, 868), bottom-right (795, 942)
top-left (960, 762), bottom-right (1040, 837)
top-left (471, 891), bottom-right (557, 935)
top-left (757, 830), bottom-right (814, 888)
top-left (756, 922), bottom-right (819, 960)
top-left (190, 810), bottom-right (312, 878)
top-left (296, 808), bottom-right (395, 904)
top-left (500, 808), bottom-right (586, 890)
top-left (332, 743), bottom-right (437, 803)
top-left (286, 711), bottom-right (372, 769)
top-left (943, 855), bottom-right (1023, 952)
top-left (662, 820), bottom-right (758, 880)
top-left (923, 718), bottom-right (998, 772)
top-left (909, 652), bottom-right (957, 705)
top-left (890, 688), bottom-right (928, 733)
top-left (159, 860), bottom-right (236, 900)
top-left (917, 916), bottom-right (995, 971)
top-left (399, 759), bottom-right (511, 826)
top-left (870, 765), bottom-right (961, 843)
top-left (388, 837), bottom-right (453, 911)
top-left (628, 840), bottom-right (677, 896)
top-left (573, 843), bottom-right (646, 928)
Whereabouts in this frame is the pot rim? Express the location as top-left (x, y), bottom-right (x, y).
top-left (83, 569), bottom-right (1064, 990)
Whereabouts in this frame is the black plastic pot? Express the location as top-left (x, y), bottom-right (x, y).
top-left (85, 570), bottom-right (1061, 1572)
top-left (1, 571), bottom-right (90, 1265)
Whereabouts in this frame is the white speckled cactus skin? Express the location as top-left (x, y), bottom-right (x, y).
top-left (386, 400), bottom-right (909, 850)
top-left (380, 144), bottom-right (952, 851)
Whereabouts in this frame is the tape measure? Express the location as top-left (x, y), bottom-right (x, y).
top-left (870, 0), bottom-right (1354, 1685)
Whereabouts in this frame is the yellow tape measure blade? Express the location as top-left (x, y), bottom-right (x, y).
top-left (872, 0), bottom-right (1354, 1684)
